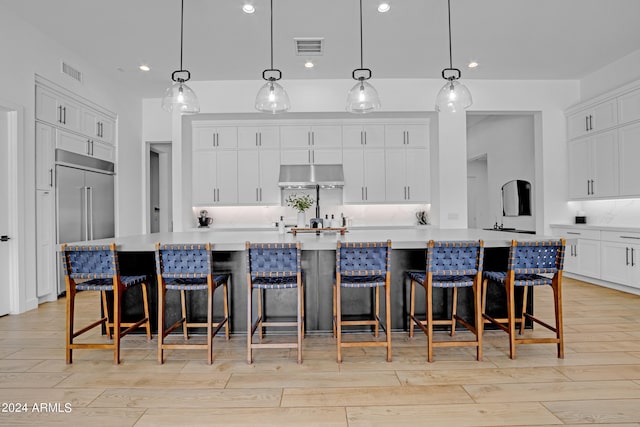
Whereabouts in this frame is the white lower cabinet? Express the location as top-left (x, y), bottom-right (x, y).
top-left (237, 149), bottom-right (280, 205)
top-left (192, 150), bottom-right (238, 205)
top-left (552, 227), bottom-right (601, 277)
top-left (36, 190), bottom-right (56, 297)
top-left (601, 231), bottom-right (640, 290)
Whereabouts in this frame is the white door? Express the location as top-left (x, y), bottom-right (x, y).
top-left (0, 111), bottom-right (11, 315)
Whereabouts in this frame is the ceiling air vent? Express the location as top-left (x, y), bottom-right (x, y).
top-left (294, 38), bottom-right (324, 56)
top-left (61, 61), bottom-right (83, 83)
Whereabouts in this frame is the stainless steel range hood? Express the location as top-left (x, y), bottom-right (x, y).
top-left (278, 164), bottom-right (344, 188)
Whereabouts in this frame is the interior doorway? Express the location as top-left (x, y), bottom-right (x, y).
top-left (467, 155), bottom-right (489, 229)
top-left (0, 109), bottom-right (11, 315)
top-left (147, 142), bottom-right (172, 233)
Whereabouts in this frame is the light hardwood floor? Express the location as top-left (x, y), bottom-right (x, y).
top-left (1, 278), bottom-right (640, 426)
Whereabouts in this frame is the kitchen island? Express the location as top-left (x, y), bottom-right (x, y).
top-left (81, 227), bottom-right (556, 335)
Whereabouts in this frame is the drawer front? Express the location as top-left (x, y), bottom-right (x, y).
top-left (552, 227), bottom-right (601, 240)
top-left (601, 230), bottom-right (640, 244)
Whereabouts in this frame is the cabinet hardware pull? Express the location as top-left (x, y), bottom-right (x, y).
top-left (361, 187), bottom-right (364, 200)
top-left (566, 232), bottom-right (581, 235)
top-left (574, 245), bottom-right (578, 256)
top-left (585, 116), bottom-right (589, 132)
top-left (256, 133), bottom-right (258, 147)
top-left (58, 105), bottom-right (63, 123)
top-left (620, 236), bottom-right (640, 240)
top-left (49, 169), bottom-right (53, 187)
top-left (259, 188), bottom-right (262, 201)
top-left (259, 133), bottom-right (262, 146)
top-left (62, 106), bottom-right (66, 124)
top-left (361, 131), bottom-right (364, 145)
top-left (407, 186), bottom-right (410, 200)
top-left (632, 248), bottom-right (636, 267)
top-left (365, 187), bottom-right (368, 200)
top-left (626, 247), bottom-right (630, 266)
top-left (589, 114), bottom-right (593, 131)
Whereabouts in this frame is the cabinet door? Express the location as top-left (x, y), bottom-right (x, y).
top-left (363, 149), bottom-right (386, 202)
top-left (259, 150), bottom-right (281, 204)
top-left (82, 109), bottom-right (101, 139)
top-left (281, 126), bottom-right (311, 148)
top-left (563, 243), bottom-right (579, 274)
top-left (618, 122), bottom-right (640, 196)
top-left (385, 149), bottom-right (406, 202)
top-left (215, 150), bottom-right (238, 205)
top-left (99, 116), bottom-right (115, 144)
top-left (568, 138), bottom-right (591, 199)
top-left (193, 126), bottom-right (238, 150)
top-left (60, 98), bottom-right (83, 133)
top-left (312, 148), bottom-right (342, 165)
top-left (630, 245), bottom-right (640, 289)
top-left (281, 149), bottom-right (310, 165)
top-left (385, 124), bottom-right (428, 148)
top-left (567, 109), bottom-right (591, 140)
top-left (591, 130), bottom-right (618, 197)
top-left (342, 149), bottom-right (365, 202)
top-left (592, 99), bottom-right (618, 131)
top-left (91, 140), bottom-right (115, 163)
top-left (36, 123), bottom-right (55, 190)
top-left (258, 127), bottom-right (280, 150)
top-left (577, 239), bottom-right (601, 278)
top-left (618, 88), bottom-right (640, 125)
top-left (385, 124), bottom-right (409, 148)
top-left (405, 148), bottom-right (429, 202)
top-left (601, 241), bottom-right (631, 285)
top-left (57, 130), bottom-right (90, 156)
top-left (216, 127), bottom-right (238, 149)
top-left (342, 126), bottom-right (365, 148)
top-left (192, 151), bottom-right (217, 205)
top-left (363, 125), bottom-right (385, 147)
top-left (36, 86), bottom-right (60, 125)
top-left (36, 190), bottom-right (56, 297)
top-left (237, 150), bottom-right (260, 204)
top-left (310, 125), bottom-right (341, 148)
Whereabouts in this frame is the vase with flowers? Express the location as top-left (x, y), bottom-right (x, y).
top-left (286, 193), bottom-right (314, 228)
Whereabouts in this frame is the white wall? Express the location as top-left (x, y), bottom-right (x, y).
top-left (467, 115), bottom-right (536, 231)
top-left (580, 49), bottom-right (640, 101)
top-left (0, 9), bottom-right (144, 312)
top-left (141, 78), bottom-right (579, 233)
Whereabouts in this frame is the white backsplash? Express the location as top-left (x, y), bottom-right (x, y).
top-left (193, 202), bottom-right (431, 228)
top-left (568, 199), bottom-right (640, 227)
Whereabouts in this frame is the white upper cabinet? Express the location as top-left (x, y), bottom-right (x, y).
top-left (567, 99), bottom-right (618, 140)
top-left (617, 88), bottom-right (640, 125)
top-left (280, 124), bottom-right (342, 165)
top-left (384, 124), bottom-right (429, 148)
top-left (35, 122), bottom-right (55, 191)
top-left (36, 86), bottom-right (83, 133)
top-left (342, 125), bottom-right (385, 148)
top-left (568, 130), bottom-right (618, 199)
top-left (618, 122), bottom-right (640, 197)
top-left (82, 109), bottom-right (115, 144)
top-left (56, 129), bottom-right (114, 163)
top-left (385, 147), bottom-right (429, 203)
top-left (193, 125), bottom-right (238, 150)
top-left (237, 126), bottom-right (279, 150)
top-left (343, 148), bottom-right (386, 203)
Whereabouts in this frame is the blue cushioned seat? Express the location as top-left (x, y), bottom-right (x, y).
top-left (406, 240), bottom-right (484, 362)
top-left (482, 239), bottom-right (566, 359)
top-left (246, 242), bottom-right (304, 364)
top-left (155, 243), bottom-right (230, 365)
top-left (61, 243), bottom-right (152, 364)
top-left (334, 240), bottom-right (392, 363)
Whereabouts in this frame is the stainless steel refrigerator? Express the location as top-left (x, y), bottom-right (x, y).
top-left (56, 149), bottom-right (115, 294)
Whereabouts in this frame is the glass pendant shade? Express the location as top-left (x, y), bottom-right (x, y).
top-left (255, 80), bottom-right (290, 114)
top-left (161, 81), bottom-right (200, 114)
top-left (346, 79), bottom-right (381, 114)
top-left (435, 79), bottom-right (472, 113)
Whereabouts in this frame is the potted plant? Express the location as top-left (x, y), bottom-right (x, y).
top-left (286, 193), bottom-right (314, 227)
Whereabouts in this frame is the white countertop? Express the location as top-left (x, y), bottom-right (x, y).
top-left (550, 224), bottom-right (640, 233)
top-left (72, 227), bottom-right (559, 252)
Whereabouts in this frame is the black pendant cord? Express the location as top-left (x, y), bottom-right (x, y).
top-left (359, 0), bottom-right (364, 69)
top-left (447, 0), bottom-right (453, 69)
top-left (180, 0), bottom-right (184, 71)
top-left (270, 0), bottom-right (274, 70)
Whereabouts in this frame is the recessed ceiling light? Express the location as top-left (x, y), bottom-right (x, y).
top-left (304, 60), bottom-right (314, 68)
top-left (378, 2), bottom-right (390, 13)
top-left (468, 61), bottom-right (479, 68)
top-left (139, 64), bottom-right (151, 71)
top-left (242, 4), bottom-right (255, 14)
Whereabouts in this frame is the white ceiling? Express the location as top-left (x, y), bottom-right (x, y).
top-left (4, 0), bottom-right (640, 98)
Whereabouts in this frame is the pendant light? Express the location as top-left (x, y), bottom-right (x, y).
top-left (346, 0), bottom-right (381, 114)
top-left (435, 0), bottom-right (472, 113)
top-left (161, 0), bottom-right (200, 114)
top-left (255, 0), bottom-right (290, 113)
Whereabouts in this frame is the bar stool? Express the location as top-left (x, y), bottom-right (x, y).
top-left (61, 243), bottom-right (152, 364)
top-left (482, 239), bottom-right (566, 359)
top-left (407, 240), bottom-right (484, 362)
top-left (334, 240), bottom-right (392, 363)
top-left (246, 242), bottom-right (304, 364)
top-left (155, 243), bottom-right (230, 365)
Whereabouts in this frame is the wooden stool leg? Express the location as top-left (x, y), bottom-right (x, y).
top-left (374, 286), bottom-right (380, 338)
top-left (247, 282), bottom-right (253, 364)
top-left (409, 279), bottom-right (416, 338)
top-left (207, 286), bottom-right (213, 365)
top-left (336, 283), bottom-right (343, 363)
top-left (426, 281), bottom-right (434, 363)
top-left (66, 286), bottom-right (75, 364)
top-left (181, 289), bottom-right (188, 340)
top-left (332, 283), bottom-right (337, 338)
top-left (112, 285), bottom-right (121, 365)
top-left (553, 277), bottom-right (565, 359)
top-left (385, 279), bottom-right (392, 362)
top-left (297, 283), bottom-right (303, 364)
top-left (158, 280), bottom-right (166, 364)
top-left (223, 281), bottom-right (230, 339)
top-left (258, 288), bottom-right (264, 340)
top-left (301, 281), bottom-right (305, 338)
top-left (519, 285), bottom-right (528, 335)
top-left (450, 287), bottom-right (458, 336)
top-left (506, 281), bottom-right (517, 359)
top-left (142, 282), bottom-right (152, 339)
top-left (101, 291), bottom-right (112, 339)
top-left (474, 276), bottom-right (483, 361)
